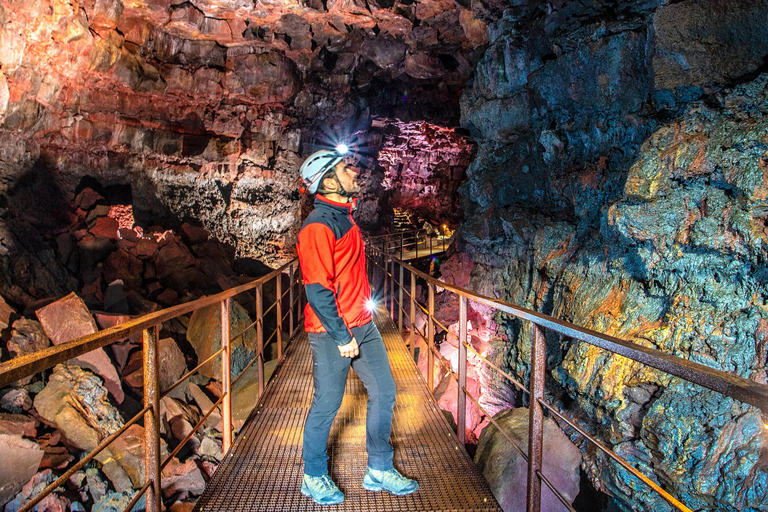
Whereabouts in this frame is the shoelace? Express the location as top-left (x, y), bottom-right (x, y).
top-left (315, 475), bottom-right (336, 491)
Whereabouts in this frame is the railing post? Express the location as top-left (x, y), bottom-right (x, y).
top-left (390, 258), bottom-right (396, 320)
top-left (400, 232), bottom-right (404, 260)
top-left (416, 232), bottom-right (419, 259)
top-left (429, 232), bottom-right (433, 255)
top-left (428, 282), bottom-right (435, 391)
top-left (409, 271), bottom-right (416, 358)
top-left (221, 299), bottom-right (232, 453)
top-left (527, 324), bottom-right (546, 512)
top-left (458, 296), bottom-right (467, 446)
top-left (289, 264), bottom-right (295, 339)
top-left (276, 274), bottom-right (283, 361)
top-left (143, 325), bottom-right (161, 512)
top-left (398, 264), bottom-right (404, 335)
top-left (257, 283), bottom-right (265, 397)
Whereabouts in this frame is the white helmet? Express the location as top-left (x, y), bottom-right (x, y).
top-left (299, 149), bottom-right (343, 194)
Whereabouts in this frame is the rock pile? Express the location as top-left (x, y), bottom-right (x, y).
top-left (0, 186), bottom-right (280, 510)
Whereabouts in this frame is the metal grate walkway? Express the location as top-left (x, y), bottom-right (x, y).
top-left (193, 309), bottom-right (502, 512)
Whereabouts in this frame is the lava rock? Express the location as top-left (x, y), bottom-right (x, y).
top-left (475, 407), bottom-right (581, 512)
top-left (35, 293), bottom-right (124, 403)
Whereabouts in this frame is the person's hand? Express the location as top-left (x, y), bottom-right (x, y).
top-left (338, 338), bottom-right (359, 358)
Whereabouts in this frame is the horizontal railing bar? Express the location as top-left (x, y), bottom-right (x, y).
top-left (161, 394), bottom-right (226, 471)
top-left (374, 249), bottom-right (768, 413)
top-left (0, 260), bottom-right (296, 388)
top-left (123, 480), bottom-right (151, 512)
top-left (537, 398), bottom-right (691, 512)
top-left (231, 319), bottom-right (258, 343)
top-left (263, 300), bottom-right (277, 316)
top-left (20, 403), bottom-right (152, 512)
top-left (463, 342), bottom-right (529, 395)
top-left (537, 468), bottom-right (577, 512)
top-left (162, 348), bottom-right (224, 399)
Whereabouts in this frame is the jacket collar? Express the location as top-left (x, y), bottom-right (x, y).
top-left (315, 194), bottom-right (357, 213)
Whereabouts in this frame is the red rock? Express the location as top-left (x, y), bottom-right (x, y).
top-left (156, 288), bottom-right (179, 305)
top-left (169, 501), bottom-right (197, 512)
top-left (161, 458), bottom-right (205, 499)
top-left (133, 237), bottom-right (159, 259)
top-left (118, 228), bottom-right (140, 241)
top-left (123, 338), bottom-right (186, 392)
top-left (74, 191), bottom-right (104, 217)
top-left (180, 223), bottom-right (209, 245)
top-left (0, 441), bottom-right (45, 508)
top-left (0, 413), bottom-right (36, 437)
top-left (103, 248), bottom-right (143, 290)
top-left (35, 293), bottom-right (124, 403)
top-left (189, 383), bottom-right (221, 430)
top-left (145, 281), bottom-right (163, 297)
top-left (155, 234), bottom-right (196, 279)
top-left (89, 216), bottom-right (120, 240)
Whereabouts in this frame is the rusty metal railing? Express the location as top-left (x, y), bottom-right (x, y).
top-left (367, 228), bottom-right (449, 260)
top-left (368, 247), bottom-right (768, 512)
top-left (0, 259), bottom-right (304, 512)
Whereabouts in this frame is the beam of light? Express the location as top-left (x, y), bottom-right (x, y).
top-left (366, 298), bottom-right (377, 311)
top-left (336, 143), bottom-right (349, 155)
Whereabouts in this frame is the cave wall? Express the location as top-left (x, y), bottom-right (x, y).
top-left (456, 0), bottom-right (768, 510)
top-left (0, 0), bottom-right (485, 303)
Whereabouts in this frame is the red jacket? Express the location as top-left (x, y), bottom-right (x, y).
top-left (297, 195), bottom-right (372, 344)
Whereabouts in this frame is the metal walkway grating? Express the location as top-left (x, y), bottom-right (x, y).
top-left (193, 309), bottom-right (502, 512)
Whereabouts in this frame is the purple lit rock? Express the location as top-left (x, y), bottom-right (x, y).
top-left (35, 293), bottom-right (124, 403)
top-left (0, 434), bottom-right (44, 507)
top-left (475, 407), bottom-right (581, 512)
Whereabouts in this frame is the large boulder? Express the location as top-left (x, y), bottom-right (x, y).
top-left (0, 434), bottom-right (44, 507)
top-left (475, 407), bottom-right (581, 512)
top-left (35, 293), bottom-right (124, 403)
top-left (186, 300), bottom-right (257, 381)
top-left (32, 365), bottom-right (133, 492)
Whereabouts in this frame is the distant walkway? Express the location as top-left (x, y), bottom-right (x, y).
top-left (193, 309), bottom-right (501, 512)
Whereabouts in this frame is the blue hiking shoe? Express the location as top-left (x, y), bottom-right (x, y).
top-left (363, 467), bottom-right (419, 495)
top-left (301, 474), bottom-right (344, 505)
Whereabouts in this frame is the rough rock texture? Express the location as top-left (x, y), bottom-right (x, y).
top-left (0, 434), bottom-right (44, 508)
top-left (456, 1), bottom-right (768, 510)
top-left (35, 293), bottom-right (124, 403)
top-left (0, 0), bottom-right (488, 284)
top-left (475, 407), bottom-right (581, 512)
top-left (186, 299), bottom-right (257, 380)
top-left (32, 365), bottom-right (135, 492)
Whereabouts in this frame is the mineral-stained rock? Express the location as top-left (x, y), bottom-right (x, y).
top-left (35, 293), bottom-right (124, 403)
top-left (0, 434), bottom-right (44, 507)
top-left (32, 365), bottom-right (133, 492)
top-left (92, 490), bottom-right (144, 512)
top-left (0, 389), bottom-right (33, 414)
top-left (86, 468), bottom-right (109, 503)
top-left (186, 300), bottom-right (257, 380)
top-left (475, 407), bottom-right (581, 512)
top-left (7, 318), bottom-right (50, 358)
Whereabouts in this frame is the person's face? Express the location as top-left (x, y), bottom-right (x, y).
top-left (329, 161), bottom-right (360, 195)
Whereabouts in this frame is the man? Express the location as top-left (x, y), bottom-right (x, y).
top-left (296, 147), bottom-right (419, 505)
